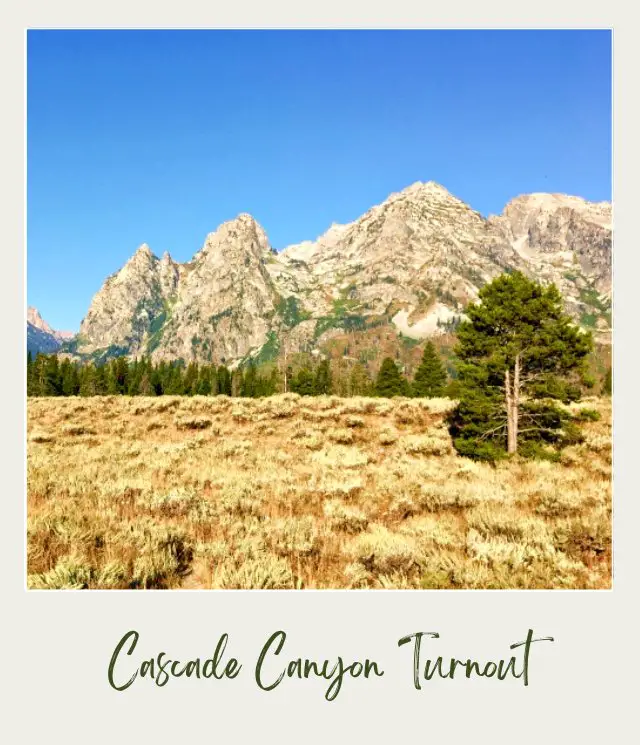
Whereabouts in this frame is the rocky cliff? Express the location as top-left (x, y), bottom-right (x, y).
top-left (68, 182), bottom-right (611, 364)
top-left (27, 307), bottom-right (74, 355)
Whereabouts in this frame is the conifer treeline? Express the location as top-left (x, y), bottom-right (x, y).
top-left (26, 341), bottom-right (449, 398)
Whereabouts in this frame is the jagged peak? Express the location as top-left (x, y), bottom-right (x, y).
top-left (376, 181), bottom-right (471, 215)
top-left (27, 306), bottom-right (46, 324)
top-left (500, 192), bottom-right (612, 231)
top-left (401, 180), bottom-right (454, 197)
top-left (218, 212), bottom-right (265, 234)
top-left (27, 306), bottom-right (74, 340)
top-left (123, 243), bottom-right (158, 270)
top-left (504, 192), bottom-right (611, 211)
top-left (27, 306), bottom-right (55, 335)
top-left (381, 181), bottom-right (461, 206)
top-left (280, 182), bottom-right (472, 261)
top-left (160, 250), bottom-right (174, 264)
top-left (234, 212), bottom-right (259, 224)
top-left (198, 213), bottom-right (270, 259)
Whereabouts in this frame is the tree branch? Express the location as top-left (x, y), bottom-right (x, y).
top-left (478, 421), bottom-right (508, 440)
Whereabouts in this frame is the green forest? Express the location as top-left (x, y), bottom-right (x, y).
top-left (27, 339), bottom-right (448, 399)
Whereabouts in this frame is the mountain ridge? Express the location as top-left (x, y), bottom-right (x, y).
top-left (52, 181), bottom-right (611, 365)
top-left (27, 307), bottom-right (74, 355)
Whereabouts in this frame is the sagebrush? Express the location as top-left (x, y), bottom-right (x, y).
top-left (27, 394), bottom-right (611, 589)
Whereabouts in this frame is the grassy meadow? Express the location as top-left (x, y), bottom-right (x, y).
top-left (27, 394), bottom-right (611, 590)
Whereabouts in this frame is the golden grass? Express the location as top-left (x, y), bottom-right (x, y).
top-left (27, 394), bottom-right (611, 590)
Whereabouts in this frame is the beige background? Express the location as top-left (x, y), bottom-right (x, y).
top-left (3, 5), bottom-right (637, 742)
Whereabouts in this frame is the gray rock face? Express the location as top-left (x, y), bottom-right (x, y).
top-left (158, 215), bottom-right (279, 362)
top-left (77, 244), bottom-right (178, 356)
top-left (27, 323), bottom-right (60, 354)
top-left (493, 193), bottom-right (612, 293)
top-left (26, 307), bottom-right (75, 354)
top-left (279, 182), bottom-right (527, 336)
top-left (75, 182), bottom-right (612, 364)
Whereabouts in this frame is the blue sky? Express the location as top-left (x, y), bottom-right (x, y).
top-left (27, 30), bottom-right (612, 332)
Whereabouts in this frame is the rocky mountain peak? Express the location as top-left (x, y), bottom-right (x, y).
top-left (27, 306), bottom-right (74, 354)
top-left (400, 180), bottom-right (456, 199)
top-left (367, 181), bottom-right (482, 233)
top-left (500, 192), bottom-right (612, 232)
top-left (132, 243), bottom-right (154, 260)
top-left (69, 182), bottom-right (612, 365)
top-left (27, 306), bottom-right (54, 335)
top-left (492, 192), bottom-right (612, 296)
top-left (198, 214), bottom-right (270, 261)
top-left (121, 244), bottom-right (158, 275)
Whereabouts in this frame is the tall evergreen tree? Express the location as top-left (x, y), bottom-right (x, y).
top-left (79, 364), bottom-right (98, 396)
top-left (60, 359), bottom-right (79, 396)
top-left (449, 271), bottom-right (592, 460)
top-left (184, 362), bottom-right (199, 395)
top-left (313, 359), bottom-right (332, 395)
top-left (412, 341), bottom-right (447, 397)
top-left (374, 357), bottom-right (409, 397)
top-left (265, 367), bottom-right (280, 396)
top-left (217, 365), bottom-right (232, 396)
top-left (106, 357), bottom-right (129, 395)
top-left (27, 351), bottom-right (37, 396)
top-left (603, 366), bottom-right (612, 396)
top-left (94, 364), bottom-right (108, 395)
top-left (139, 369), bottom-right (152, 396)
top-left (195, 365), bottom-right (212, 395)
top-left (241, 362), bottom-right (258, 397)
top-left (231, 369), bottom-right (243, 397)
top-left (209, 365), bottom-right (219, 395)
top-left (291, 366), bottom-right (315, 396)
top-left (39, 355), bottom-right (61, 396)
top-left (349, 362), bottom-right (372, 396)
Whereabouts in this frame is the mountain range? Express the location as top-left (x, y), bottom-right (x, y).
top-left (29, 181), bottom-right (612, 365)
top-left (27, 307), bottom-right (74, 355)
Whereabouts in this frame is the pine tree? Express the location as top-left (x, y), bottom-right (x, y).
top-left (217, 365), bottom-right (232, 396)
top-left (374, 357), bottom-right (409, 397)
top-left (196, 366), bottom-right (212, 395)
top-left (449, 271), bottom-right (593, 460)
top-left (241, 362), bottom-right (258, 397)
top-left (412, 341), bottom-right (447, 397)
top-left (291, 367), bottom-right (315, 396)
top-left (79, 364), bottom-right (98, 396)
top-left (285, 365), bottom-right (294, 393)
top-left (163, 363), bottom-right (184, 395)
top-left (27, 351), bottom-right (37, 396)
top-left (184, 362), bottom-right (199, 395)
top-left (313, 359), bottom-right (332, 395)
top-left (603, 366), bottom-right (612, 396)
top-left (38, 355), bottom-right (61, 396)
top-left (105, 356), bottom-right (129, 395)
top-left (349, 362), bottom-right (372, 396)
top-left (94, 364), bottom-right (108, 395)
top-left (231, 369), bottom-right (243, 397)
top-left (139, 370), bottom-right (152, 396)
top-left (209, 366), bottom-right (219, 395)
top-left (266, 367), bottom-right (280, 396)
top-left (127, 360), bottom-right (140, 395)
top-left (60, 359), bottom-right (80, 396)
top-left (150, 366), bottom-right (163, 395)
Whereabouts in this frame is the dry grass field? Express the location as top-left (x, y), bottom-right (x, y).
top-left (27, 394), bottom-right (612, 590)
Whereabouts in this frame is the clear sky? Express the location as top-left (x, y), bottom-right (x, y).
top-left (27, 30), bottom-right (612, 332)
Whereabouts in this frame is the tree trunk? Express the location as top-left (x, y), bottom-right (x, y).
top-left (282, 345), bottom-right (288, 393)
top-left (505, 355), bottom-right (520, 455)
top-left (513, 353), bottom-right (520, 453)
